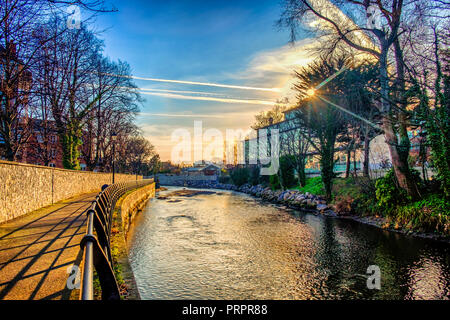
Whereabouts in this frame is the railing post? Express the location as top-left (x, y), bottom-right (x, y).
top-left (80, 209), bottom-right (95, 300)
top-left (80, 179), bottom-right (154, 300)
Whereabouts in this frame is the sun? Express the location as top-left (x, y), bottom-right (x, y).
top-left (306, 88), bottom-right (316, 97)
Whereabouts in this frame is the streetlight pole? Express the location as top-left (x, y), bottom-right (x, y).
top-left (112, 132), bottom-right (117, 184)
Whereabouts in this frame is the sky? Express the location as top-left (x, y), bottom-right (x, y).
top-left (90, 0), bottom-right (315, 162)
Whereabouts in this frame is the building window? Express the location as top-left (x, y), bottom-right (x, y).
top-left (50, 135), bottom-right (57, 144)
top-left (49, 163), bottom-right (56, 168)
top-left (51, 148), bottom-right (57, 158)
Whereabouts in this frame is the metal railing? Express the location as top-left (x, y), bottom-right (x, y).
top-left (79, 179), bottom-right (154, 300)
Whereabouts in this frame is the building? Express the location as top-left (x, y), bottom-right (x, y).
top-left (0, 42), bottom-right (33, 159)
top-left (243, 106), bottom-right (361, 174)
top-left (182, 163), bottom-right (222, 176)
top-left (13, 118), bottom-right (88, 170)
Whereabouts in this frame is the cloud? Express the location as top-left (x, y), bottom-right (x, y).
top-left (136, 40), bottom-right (320, 161)
top-left (228, 39), bottom-right (317, 102)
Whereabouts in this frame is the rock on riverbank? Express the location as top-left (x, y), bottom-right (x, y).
top-left (159, 181), bottom-right (450, 243)
top-left (161, 181), bottom-right (335, 215)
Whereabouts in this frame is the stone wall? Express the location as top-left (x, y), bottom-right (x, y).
top-left (120, 182), bottom-right (155, 236)
top-left (0, 160), bottom-right (142, 224)
top-left (157, 173), bottom-right (217, 186)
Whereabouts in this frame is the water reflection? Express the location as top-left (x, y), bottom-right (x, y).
top-left (127, 188), bottom-right (450, 300)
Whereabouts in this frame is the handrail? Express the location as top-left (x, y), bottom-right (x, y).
top-left (79, 179), bottom-right (154, 300)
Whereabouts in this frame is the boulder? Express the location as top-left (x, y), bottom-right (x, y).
top-left (316, 204), bottom-right (329, 212)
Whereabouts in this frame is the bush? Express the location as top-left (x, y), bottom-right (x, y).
top-left (297, 177), bottom-right (325, 195)
top-left (375, 169), bottom-right (407, 213)
top-left (230, 167), bottom-right (250, 186)
top-left (269, 174), bottom-right (281, 190)
top-left (279, 155), bottom-right (297, 188)
top-left (395, 194), bottom-right (450, 233)
top-left (249, 166), bottom-right (260, 186)
top-left (218, 175), bottom-right (231, 184)
top-left (335, 195), bottom-right (355, 215)
top-left (375, 169), bottom-right (423, 215)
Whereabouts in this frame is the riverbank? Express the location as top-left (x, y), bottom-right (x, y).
top-left (128, 185), bottom-right (450, 300)
top-left (93, 182), bottom-right (156, 300)
top-left (161, 181), bottom-right (449, 243)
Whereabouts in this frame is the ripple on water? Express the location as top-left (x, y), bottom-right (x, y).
top-left (127, 188), bottom-right (450, 300)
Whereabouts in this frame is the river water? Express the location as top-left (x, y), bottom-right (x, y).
top-left (127, 187), bottom-right (450, 300)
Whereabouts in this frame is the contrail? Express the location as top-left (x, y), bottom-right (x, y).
top-left (139, 113), bottom-right (223, 118)
top-left (137, 87), bottom-right (227, 96)
top-left (139, 91), bottom-right (277, 106)
top-left (102, 73), bottom-right (281, 92)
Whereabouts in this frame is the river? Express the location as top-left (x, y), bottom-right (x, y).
top-left (127, 187), bottom-right (450, 300)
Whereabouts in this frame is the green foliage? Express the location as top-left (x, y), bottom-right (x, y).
top-left (218, 175), bottom-right (231, 184)
top-left (394, 194), bottom-right (450, 233)
top-left (61, 127), bottom-right (82, 170)
top-left (375, 169), bottom-right (409, 214)
top-left (297, 177), bottom-right (325, 195)
top-left (413, 58), bottom-right (450, 198)
top-left (230, 167), bottom-right (250, 187)
top-left (279, 155), bottom-right (297, 188)
top-left (375, 168), bottom-right (424, 215)
top-left (249, 166), bottom-right (260, 186)
top-left (269, 174), bottom-right (281, 190)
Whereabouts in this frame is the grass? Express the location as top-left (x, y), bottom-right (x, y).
top-left (292, 176), bottom-right (360, 202)
top-left (93, 189), bottom-right (136, 300)
top-left (393, 193), bottom-right (449, 233)
top-left (290, 176), bottom-right (449, 235)
top-left (293, 177), bottom-right (325, 195)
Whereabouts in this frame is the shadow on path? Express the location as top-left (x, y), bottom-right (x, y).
top-left (0, 193), bottom-right (96, 300)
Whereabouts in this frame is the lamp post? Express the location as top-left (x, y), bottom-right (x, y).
top-left (111, 132), bottom-right (117, 184)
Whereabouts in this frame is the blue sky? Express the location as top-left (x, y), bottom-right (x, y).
top-left (91, 0), bottom-right (314, 161)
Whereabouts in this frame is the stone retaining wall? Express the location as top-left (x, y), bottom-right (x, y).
top-left (157, 173), bottom-right (217, 186)
top-left (120, 182), bottom-right (156, 236)
top-left (0, 160), bottom-right (142, 224)
top-left (111, 182), bottom-right (155, 300)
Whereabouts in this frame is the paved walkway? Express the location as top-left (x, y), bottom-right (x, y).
top-left (0, 193), bottom-right (96, 300)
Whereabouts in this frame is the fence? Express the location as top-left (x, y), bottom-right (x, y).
top-left (79, 179), bottom-right (154, 300)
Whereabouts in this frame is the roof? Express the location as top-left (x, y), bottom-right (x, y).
top-left (183, 164), bottom-right (222, 172)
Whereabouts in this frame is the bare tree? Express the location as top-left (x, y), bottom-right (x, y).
top-left (280, 119), bottom-right (311, 187)
top-left (277, 0), bottom-right (439, 198)
top-left (81, 57), bottom-right (141, 171)
top-left (251, 101), bottom-right (287, 130)
top-left (0, 0), bottom-right (46, 161)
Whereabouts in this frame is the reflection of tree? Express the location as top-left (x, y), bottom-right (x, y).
top-left (303, 216), bottom-right (449, 299)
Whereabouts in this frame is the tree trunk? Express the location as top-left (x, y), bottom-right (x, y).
top-left (363, 132), bottom-right (370, 177)
top-left (345, 148), bottom-right (351, 178)
top-left (382, 116), bottom-right (419, 198)
top-left (297, 161), bottom-right (306, 187)
top-left (379, 50), bottom-right (419, 199)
